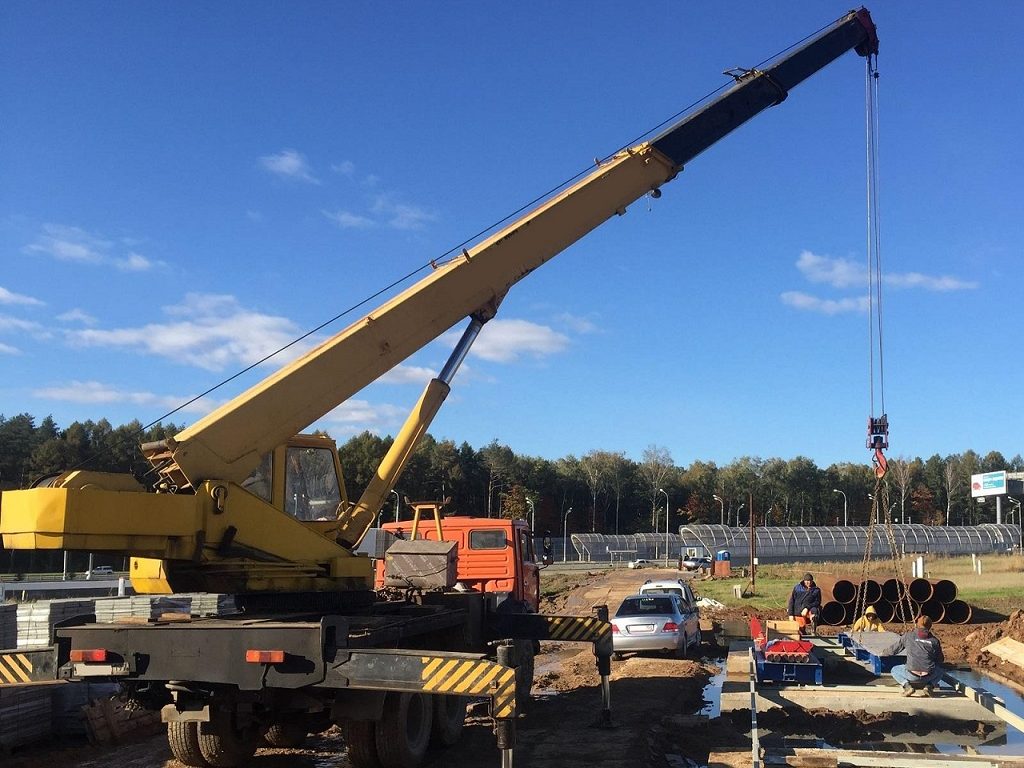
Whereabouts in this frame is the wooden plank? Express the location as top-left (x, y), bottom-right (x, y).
top-left (709, 751), bottom-right (756, 768)
top-left (763, 752), bottom-right (836, 768)
top-left (983, 637), bottom-right (1024, 669)
top-left (831, 755), bottom-right (997, 768)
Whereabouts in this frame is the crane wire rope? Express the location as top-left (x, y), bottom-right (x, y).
top-left (857, 53), bottom-right (911, 628)
top-left (49, 27), bottom-right (836, 479)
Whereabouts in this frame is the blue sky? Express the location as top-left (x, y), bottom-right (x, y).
top-left (1, 2), bottom-right (1020, 470)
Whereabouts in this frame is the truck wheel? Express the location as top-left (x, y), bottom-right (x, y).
top-left (167, 721), bottom-right (208, 766)
top-left (262, 720), bottom-right (308, 748)
top-left (343, 721), bottom-right (382, 768)
top-left (430, 694), bottom-right (467, 747)
top-left (375, 692), bottom-right (432, 768)
top-left (197, 711), bottom-right (258, 768)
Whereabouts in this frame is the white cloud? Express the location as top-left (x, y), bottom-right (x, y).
top-left (23, 224), bottom-right (161, 272)
top-left (322, 209), bottom-right (374, 229)
top-left (795, 251), bottom-right (861, 288)
top-left (379, 364), bottom-right (436, 385)
top-left (885, 272), bottom-right (978, 291)
top-left (555, 312), bottom-right (598, 334)
top-left (65, 292), bottom-right (310, 372)
top-left (116, 252), bottom-right (156, 272)
top-left (0, 314), bottom-right (48, 335)
top-left (324, 399), bottom-right (409, 429)
top-left (32, 380), bottom-right (217, 414)
top-left (24, 224), bottom-right (108, 264)
top-left (469, 319), bottom-right (570, 363)
top-left (780, 291), bottom-right (868, 315)
top-left (372, 194), bottom-right (436, 230)
top-left (56, 308), bottom-right (98, 325)
top-left (796, 250), bottom-right (977, 292)
top-left (259, 149), bottom-right (320, 184)
top-left (332, 160), bottom-right (355, 176)
top-left (0, 286), bottom-right (44, 306)
top-left (0, 341), bottom-right (20, 354)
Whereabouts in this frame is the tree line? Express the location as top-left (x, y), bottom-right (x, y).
top-left (2, 413), bottom-right (1019, 544)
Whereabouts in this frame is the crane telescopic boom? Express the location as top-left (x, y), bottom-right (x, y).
top-left (1, 9), bottom-right (878, 593)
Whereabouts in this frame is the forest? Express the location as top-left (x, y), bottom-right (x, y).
top-left (1, 412), bottom-right (1019, 543)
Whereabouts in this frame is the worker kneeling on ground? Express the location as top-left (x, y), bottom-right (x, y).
top-left (851, 604), bottom-right (885, 632)
top-left (787, 573), bottom-right (821, 633)
top-left (882, 615), bottom-right (944, 697)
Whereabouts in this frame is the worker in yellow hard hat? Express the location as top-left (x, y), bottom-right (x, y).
top-left (851, 604), bottom-right (886, 632)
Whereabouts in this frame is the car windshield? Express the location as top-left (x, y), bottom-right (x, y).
top-left (616, 596), bottom-right (675, 617)
top-left (642, 587), bottom-right (683, 597)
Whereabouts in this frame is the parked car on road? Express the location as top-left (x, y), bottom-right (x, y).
top-left (627, 558), bottom-right (652, 569)
top-left (611, 592), bottom-right (701, 659)
top-left (681, 555), bottom-right (711, 571)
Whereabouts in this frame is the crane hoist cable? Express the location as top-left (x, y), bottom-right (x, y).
top-left (864, 51), bottom-right (889, 481)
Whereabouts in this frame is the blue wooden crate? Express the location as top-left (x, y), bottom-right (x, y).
top-left (755, 651), bottom-right (823, 685)
top-left (837, 632), bottom-right (901, 675)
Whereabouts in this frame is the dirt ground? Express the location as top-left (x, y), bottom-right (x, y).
top-left (5, 567), bottom-right (1023, 768)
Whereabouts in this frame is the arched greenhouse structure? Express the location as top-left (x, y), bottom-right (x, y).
top-left (568, 524), bottom-right (1021, 563)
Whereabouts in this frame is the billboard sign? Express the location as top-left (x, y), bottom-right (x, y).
top-left (971, 471), bottom-right (1007, 498)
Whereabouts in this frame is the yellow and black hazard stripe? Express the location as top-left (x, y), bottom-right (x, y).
top-left (0, 652), bottom-right (33, 685)
top-left (420, 657), bottom-right (517, 718)
top-left (544, 615), bottom-right (611, 643)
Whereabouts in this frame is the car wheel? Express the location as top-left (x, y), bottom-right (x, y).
top-left (613, 651), bottom-right (625, 661)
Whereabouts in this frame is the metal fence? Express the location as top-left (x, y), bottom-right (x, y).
top-left (568, 524), bottom-right (1022, 563)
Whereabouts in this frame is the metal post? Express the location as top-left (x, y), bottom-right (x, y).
top-left (659, 488), bottom-right (670, 567)
top-left (713, 494), bottom-right (724, 527)
top-left (563, 507), bottom-right (572, 562)
top-left (391, 489), bottom-right (401, 522)
top-left (832, 488), bottom-right (847, 526)
top-left (526, 498), bottom-right (535, 531)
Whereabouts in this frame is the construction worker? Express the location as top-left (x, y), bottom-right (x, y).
top-left (786, 572), bottom-right (822, 633)
top-left (851, 604), bottom-right (886, 632)
top-left (882, 615), bottom-right (945, 697)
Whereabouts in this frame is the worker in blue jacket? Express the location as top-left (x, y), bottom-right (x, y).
top-left (786, 572), bottom-right (822, 632)
top-left (882, 615), bottom-right (945, 696)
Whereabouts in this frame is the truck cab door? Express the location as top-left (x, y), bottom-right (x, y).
top-left (518, 528), bottom-right (540, 612)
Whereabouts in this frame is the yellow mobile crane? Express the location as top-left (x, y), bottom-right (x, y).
top-left (1, 9), bottom-right (877, 768)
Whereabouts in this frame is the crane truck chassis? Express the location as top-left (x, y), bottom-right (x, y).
top-left (0, 8), bottom-right (878, 768)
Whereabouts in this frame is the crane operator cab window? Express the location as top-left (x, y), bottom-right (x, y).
top-left (285, 446), bottom-right (341, 521)
top-left (240, 452), bottom-right (273, 502)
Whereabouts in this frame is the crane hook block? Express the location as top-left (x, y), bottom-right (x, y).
top-left (867, 414), bottom-right (889, 478)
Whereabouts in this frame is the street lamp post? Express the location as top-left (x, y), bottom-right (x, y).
top-left (390, 489), bottom-right (401, 523)
top-left (563, 507), bottom-right (573, 563)
top-left (832, 489), bottom-right (847, 526)
top-left (526, 498), bottom-right (536, 531)
top-left (713, 494), bottom-right (725, 527)
top-left (659, 488), bottom-right (670, 566)
top-left (867, 492), bottom-right (876, 524)
top-left (735, 502), bottom-right (745, 527)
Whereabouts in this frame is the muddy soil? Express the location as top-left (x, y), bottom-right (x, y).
top-left (5, 567), bottom-right (1021, 768)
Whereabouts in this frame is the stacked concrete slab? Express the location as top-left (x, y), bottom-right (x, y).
top-left (0, 684), bottom-right (52, 749)
top-left (94, 593), bottom-right (240, 622)
top-left (17, 599), bottom-right (95, 648)
top-left (0, 604), bottom-right (16, 649)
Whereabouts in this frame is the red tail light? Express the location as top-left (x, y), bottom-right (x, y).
top-left (70, 649), bottom-right (107, 663)
top-left (611, 625), bottom-right (619, 633)
top-left (662, 622), bottom-right (679, 633)
top-left (246, 649), bottom-right (285, 664)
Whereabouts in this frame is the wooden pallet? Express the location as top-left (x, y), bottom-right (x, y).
top-left (82, 695), bottom-right (162, 744)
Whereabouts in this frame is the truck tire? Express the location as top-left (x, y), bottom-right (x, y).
top-left (343, 721), bottom-right (382, 768)
top-left (262, 720), bottom-right (308, 748)
top-left (167, 721), bottom-right (208, 766)
top-left (429, 694), bottom-right (467, 747)
top-left (197, 711), bottom-right (258, 768)
top-left (374, 692), bottom-right (432, 768)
